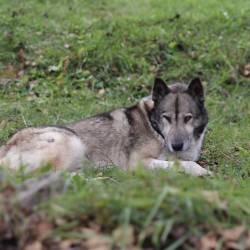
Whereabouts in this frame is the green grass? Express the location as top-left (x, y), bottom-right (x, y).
top-left (0, 0), bottom-right (250, 248)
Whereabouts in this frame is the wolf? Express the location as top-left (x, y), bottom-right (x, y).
top-left (0, 78), bottom-right (210, 176)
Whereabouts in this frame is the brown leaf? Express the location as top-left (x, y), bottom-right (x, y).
top-left (63, 57), bottom-right (70, 73)
top-left (24, 241), bottom-right (42, 250)
top-left (17, 69), bottom-right (25, 77)
top-left (200, 233), bottom-right (217, 250)
top-left (36, 221), bottom-right (53, 240)
top-left (220, 226), bottom-right (245, 241)
top-left (17, 48), bottom-right (26, 64)
top-left (84, 235), bottom-right (112, 250)
top-left (246, 232), bottom-right (250, 248)
top-left (225, 241), bottom-right (241, 250)
top-left (0, 219), bottom-right (7, 235)
top-left (2, 186), bottom-right (16, 199)
top-left (240, 63), bottom-right (250, 77)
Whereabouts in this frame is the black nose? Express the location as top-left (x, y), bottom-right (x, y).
top-left (172, 143), bottom-right (183, 151)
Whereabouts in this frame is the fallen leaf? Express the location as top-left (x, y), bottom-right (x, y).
top-left (85, 235), bottom-right (112, 250)
top-left (200, 233), bottom-right (217, 250)
top-left (246, 232), bottom-right (250, 248)
top-left (220, 226), bottom-right (245, 241)
top-left (36, 221), bottom-right (53, 240)
top-left (240, 63), bottom-right (250, 77)
top-left (0, 219), bottom-right (7, 235)
top-left (24, 241), bottom-right (42, 250)
top-left (225, 241), bottom-right (241, 250)
top-left (63, 57), bottom-right (70, 73)
top-left (17, 69), bottom-right (25, 77)
top-left (16, 48), bottom-right (25, 64)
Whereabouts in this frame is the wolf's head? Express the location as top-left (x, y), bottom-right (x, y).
top-left (149, 77), bottom-right (208, 161)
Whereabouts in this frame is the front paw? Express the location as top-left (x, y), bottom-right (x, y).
top-left (180, 161), bottom-right (212, 176)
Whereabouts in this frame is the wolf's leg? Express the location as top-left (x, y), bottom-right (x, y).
top-left (146, 159), bottom-right (210, 176)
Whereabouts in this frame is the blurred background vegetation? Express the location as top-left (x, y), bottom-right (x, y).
top-left (0, 0), bottom-right (250, 249)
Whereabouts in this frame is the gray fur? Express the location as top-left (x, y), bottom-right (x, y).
top-left (0, 78), bottom-right (210, 176)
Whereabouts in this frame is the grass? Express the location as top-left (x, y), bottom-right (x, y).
top-left (0, 0), bottom-right (250, 249)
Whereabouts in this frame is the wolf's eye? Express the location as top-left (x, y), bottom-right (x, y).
top-left (163, 115), bottom-right (171, 123)
top-left (184, 114), bottom-right (192, 123)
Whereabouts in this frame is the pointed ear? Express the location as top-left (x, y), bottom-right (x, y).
top-left (187, 78), bottom-right (204, 102)
top-left (152, 78), bottom-right (170, 102)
